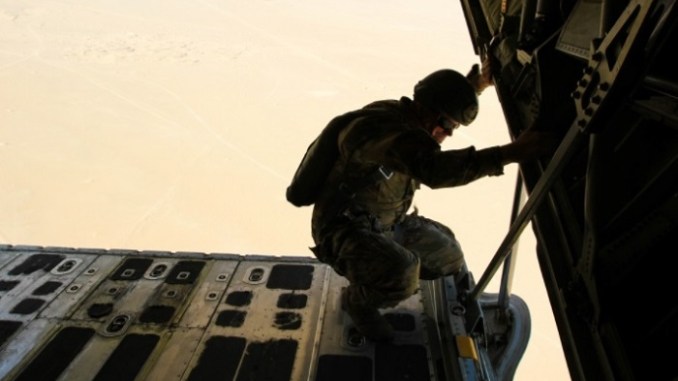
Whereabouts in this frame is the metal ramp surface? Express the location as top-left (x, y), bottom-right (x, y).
top-left (0, 244), bottom-right (524, 381)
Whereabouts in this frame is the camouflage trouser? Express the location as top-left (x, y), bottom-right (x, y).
top-left (315, 212), bottom-right (465, 309)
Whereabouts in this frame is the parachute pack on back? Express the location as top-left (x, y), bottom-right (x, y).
top-left (286, 110), bottom-right (362, 207)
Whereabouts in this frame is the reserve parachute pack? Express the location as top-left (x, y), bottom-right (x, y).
top-left (286, 110), bottom-right (362, 207)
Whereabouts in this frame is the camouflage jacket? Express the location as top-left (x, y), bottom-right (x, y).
top-left (311, 96), bottom-right (504, 241)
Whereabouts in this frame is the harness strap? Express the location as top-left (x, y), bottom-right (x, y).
top-left (312, 165), bottom-right (395, 264)
top-left (338, 165), bottom-right (393, 199)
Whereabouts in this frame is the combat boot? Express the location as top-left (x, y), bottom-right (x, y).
top-left (340, 287), bottom-right (394, 343)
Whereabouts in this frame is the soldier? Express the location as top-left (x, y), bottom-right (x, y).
top-left (287, 61), bottom-right (555, 342)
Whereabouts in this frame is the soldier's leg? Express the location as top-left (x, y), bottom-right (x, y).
top-left (397, 214), bottom-right (466, 280)
top-left (326, 216), bottom-right (420, 341)
top-left (336, 229), bottom-right (420, 308)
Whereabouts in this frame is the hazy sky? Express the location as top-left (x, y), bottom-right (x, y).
top-left (0, 0), bottom-right (568, 379)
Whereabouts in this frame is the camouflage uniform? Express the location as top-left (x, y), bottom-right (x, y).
top-left (311, 97), bottom-right (504, 310)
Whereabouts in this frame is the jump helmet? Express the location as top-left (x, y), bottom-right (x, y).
top-left (413, 69), bottom-right (478, 126)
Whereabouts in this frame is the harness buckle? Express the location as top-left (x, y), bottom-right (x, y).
top-left (379, 165), bottom-right (393, 180)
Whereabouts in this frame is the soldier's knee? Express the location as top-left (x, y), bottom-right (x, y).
top-left (441, 254), bottom-right (466, 276)
top-left (420, 249), bottom-right (465, 280)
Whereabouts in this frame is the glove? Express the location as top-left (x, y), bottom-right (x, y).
top-left (466, 57), bottom-right (494, 94)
